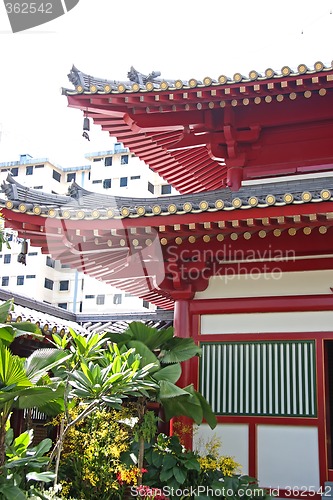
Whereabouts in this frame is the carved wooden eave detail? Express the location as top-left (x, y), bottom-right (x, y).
top-left (1, 174), bottom-right (333, 309)
top-left (63, 62), bottom-right (333, 192)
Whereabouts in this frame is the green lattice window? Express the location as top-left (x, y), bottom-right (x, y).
top-left (200, 341), bottom-right (316, 417)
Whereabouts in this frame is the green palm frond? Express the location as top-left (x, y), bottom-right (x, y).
top-left (0, 384), bottom-right (64, 410)
top-left (152, 363), bottom-right (181, 384)
top-left (24, 348), bottom-right (71, 383)
top-left (124, 322), bottom-right (174, 350)
top-left (127, 340), bottom-right (160, 372)
top-left (0, 300), bottom-right (13, 324)
top-left (160, 337), bottom-right (202, 363)
top-left (0, 344), bottom-right (32, 388)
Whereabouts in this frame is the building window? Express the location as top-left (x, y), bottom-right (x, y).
top-left (26, 275), bottom-right (36, 279)
top-left (92, 179), bottom-right (102, 184)
top-left (148, 182), bottom-right (154, 194)
top-left (85, 294), bottom-right (95, 299)
top-left (46, 256), bottom-right (55, 268)
top-left (4, 254), bottom-right (11, 264)
top-left (61, 263), bottom-right (71, 269)
top-left (11, 167), bottom-right (18, 176)
top-left (120, 155), bottom-right (129, 165)
top-left (52, 170), bottom-right (61, 182)
top-left (44, 278), bottom-right (54, 290)
top-left (26, 166), bottom-right (33, 175)
top-left (28, 252), bottom-right (38, 256)
top-left (113, 294), bottom-right (122, 305)
top-left (67, 173), bottom-right (76, 183)
top-left (58, 303), bottom-right (68, 310)
top-left (104, 157), bottom-right (112, 166)
top-left (120, 177), bottom-right (128, 187)
top-left (131, 175), bottom-right (140, 180)
top-left (93, 158), bottom-right (102, 162)
top-left (35, 164), bottom-right (44, 169)
top-left (161, 184), bottom-right (172, 195)
top-left (59, 280), bottom-right (69, 291)
top-left (17, 275), bottom-right (24, 285)
top-left (96, 295), bottom-right (105, 305)
top-left (1, 276), bottom-right (9, 286)
top-left (143, 300), bottom-right (150, 309)
top-left (200, 341), bottom-right (316, 417)
top-left (103, 179), bottom-right (112, 189)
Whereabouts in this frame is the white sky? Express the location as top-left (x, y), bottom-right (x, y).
top-left (0, 0), bottom-right (333, 168)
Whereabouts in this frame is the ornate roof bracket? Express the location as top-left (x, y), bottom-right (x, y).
top-left (207, 123), bottom-right (262, 190)
top-left (161, 259), bottom-right (213, 301)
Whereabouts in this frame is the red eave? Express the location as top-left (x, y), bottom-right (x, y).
top-left (66, 65), bottom-right (333, 192)
top-left (3, 196), bottom-right (333, 308)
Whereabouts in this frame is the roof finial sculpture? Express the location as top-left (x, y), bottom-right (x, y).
top-left (127, 67), bottom-right (161, 85)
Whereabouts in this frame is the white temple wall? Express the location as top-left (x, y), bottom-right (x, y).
top-left (194, 269), bottom-right (333, 300)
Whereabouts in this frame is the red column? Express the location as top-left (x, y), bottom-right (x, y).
top-left (170, 299), bottom-right (196, 449)
top-left (173, 299), bottom-right (191, 385)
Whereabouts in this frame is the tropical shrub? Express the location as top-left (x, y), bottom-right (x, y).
top-left (107, 322), bottom-right (217, 479)
top-left (0, 299), bottom-right (70, 468)
top-left (140, 433), bottom-right (270, 500)
top-left (0, 422), bottom-right (55, 499)
top-left (48, 331), bottom-right (158, 487)
top-left (51, 406), bottom-right (138, 499)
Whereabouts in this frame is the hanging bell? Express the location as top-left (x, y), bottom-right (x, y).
top-left (17, 239), bottom-right (28, 265)
top-left (83, 116), bottom-right (90, 131)
top-left (21, 240), bottom-right (28, 254)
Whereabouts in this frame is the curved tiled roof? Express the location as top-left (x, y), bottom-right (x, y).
top-left (63, 61), bottom-right (333, 194)
top-left (1, 174), bottom-right (332, 221)
top-left (64, 62), bottom-right (333, 95)
top-left (2, 174), bottom-right (333, 311)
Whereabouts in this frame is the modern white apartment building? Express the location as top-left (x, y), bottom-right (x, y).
top-left (0, 144), bottom-right (176, 313)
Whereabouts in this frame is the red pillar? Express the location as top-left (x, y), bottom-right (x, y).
top-left (173, 300), bottom-right (191, 385)
top-left (170, 299), bottom-right (196, 449)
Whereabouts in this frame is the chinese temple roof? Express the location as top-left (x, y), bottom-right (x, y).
top-left (1, 173), bottom-right (333, 309)
top-left (65, 62), bottom-right (332, 94)
top-left (1, 173), bottom-right (332, 220)
top-left (63, 62), bottom-right (333, 192)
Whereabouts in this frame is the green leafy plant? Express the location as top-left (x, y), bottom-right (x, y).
top-left (0, 299), bottom-right (44, 346)
top-left (48, 330), bottom-right (158, 488)
top-left (142, 433), bottom-right (271, 500)
top-left (0, 421), bottom-right (55, 499)
top-left (50, 407), bottom-right (136, 499)
top-left (107, 322), bottom-right (217, 484)
top-left (107, 322), bottom-right (216, 428)
top-left (0, 300), bottom-right (70, 468)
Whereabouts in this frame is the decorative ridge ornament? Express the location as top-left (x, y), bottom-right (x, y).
top-left (62, 61), bottom-right (333, 95)
top-left (1, 174), bottom-right (332, 221)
